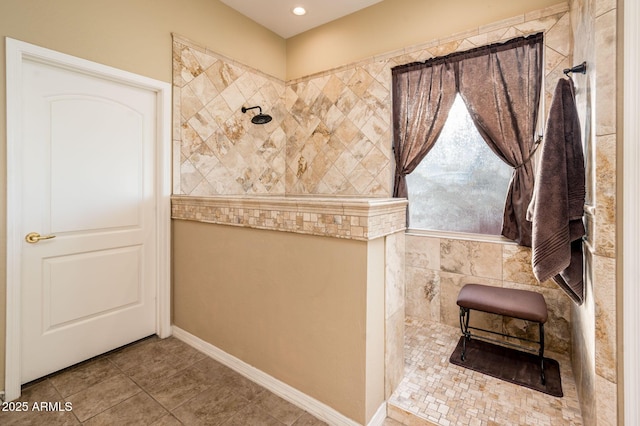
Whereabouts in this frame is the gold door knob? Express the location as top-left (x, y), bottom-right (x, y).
top-left (25, 232), bottom-right (56, 244)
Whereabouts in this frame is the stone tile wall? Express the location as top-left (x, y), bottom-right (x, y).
top-left (395, 3), bottom-right (574, 355)
top-left (384, 231), bottom-right (405, 398)
top-left (285, 3), bottom-right (571, 196)
top-left (569, 0), bottom-right (618, 424)
top-left (174, 3), bottom-right (571, 199)
top-left (172, 34), bottom-right (287, 196)
top-left (405, 235), bottom-right (572, 354)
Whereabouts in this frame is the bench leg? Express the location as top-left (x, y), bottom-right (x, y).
top-left (459, 307), bottom-right (471, 361)
top-left (539, 323), bottom-right (546, 385)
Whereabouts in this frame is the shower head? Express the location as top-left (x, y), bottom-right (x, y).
top-left (241, 106), bottom-right (272, 125)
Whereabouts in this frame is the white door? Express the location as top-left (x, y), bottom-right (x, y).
top-left (19, 57), bottom-right (158, 383)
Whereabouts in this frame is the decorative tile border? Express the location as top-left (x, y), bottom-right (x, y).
top-left (171, 195), bottom-right (407, 241)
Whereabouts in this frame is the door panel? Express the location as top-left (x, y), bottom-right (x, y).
top-left (43, 246), bottom-right (143, 328)
top-left (50, 97), bottom-right (143, 232)
top-left (20, 58), bottom-right (158, 384)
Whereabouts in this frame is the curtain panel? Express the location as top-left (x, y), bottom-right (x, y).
top-left (392, 33), bottom-right (543, 246)
top-left (391, 62), bottom-right (457, 200)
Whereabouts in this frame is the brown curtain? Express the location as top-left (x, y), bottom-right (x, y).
top-left (391, 33), bottom-right (543, 245)
top-left (392, 61), bottom-right (457, 200)
top-left (457, 33), bottom-right (543, 246)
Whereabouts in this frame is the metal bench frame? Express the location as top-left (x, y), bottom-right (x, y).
top-left (459, 306), bottom-right (546, 384)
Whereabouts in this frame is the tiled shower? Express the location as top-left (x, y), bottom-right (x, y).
top-left (172, 0), bottom-right (619, 423)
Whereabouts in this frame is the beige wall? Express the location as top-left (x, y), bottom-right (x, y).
top-left (285, 0), bottom-right (565, 80)
top-left (0, 0), bottom-right (285, 396)
top-left (173, 220), bottom-right (384, 424)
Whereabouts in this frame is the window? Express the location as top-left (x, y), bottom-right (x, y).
top-left (392, 33), bottom-right (543, 244)
top-left (406, 94), bottom-right (512, 235)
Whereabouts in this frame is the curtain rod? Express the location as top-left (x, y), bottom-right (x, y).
top-left (391, 32), bottom-right (543, 75)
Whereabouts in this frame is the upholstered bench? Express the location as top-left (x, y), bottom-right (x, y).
top-left (456, 283), bottom-right (549, 384)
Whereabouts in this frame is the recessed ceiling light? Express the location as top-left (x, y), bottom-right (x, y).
top-left (292, 6), bottom-right (306, 16)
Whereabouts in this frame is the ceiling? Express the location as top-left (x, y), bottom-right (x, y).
top-left (219, 0), bottom-right (384, 39)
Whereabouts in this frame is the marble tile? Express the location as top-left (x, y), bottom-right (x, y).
top-left (595, 133), bottom-right (617, 257)
top-left (595, 9), bottom-right (617, 137)
top-left (545, 12), bottom-right (572, 57)
top-left (595, 0), bottom-right (616, 17)
top-left (188, 109), bottom-right (218, 142)
top-left (386, 309), bottom-right (406, 399)
top-left (503, 283), bottom-right (572, 354)
top-left (405, 266), bottom-right (440, 322)
top-left (502, 245), bottom-right (557, 289)
top-left (405, 235), bottom-right (440, 270)
top-left (174, 11), bottom-right (574, 199)
top-left (179, 48), bottom-right (205, 84)
top-left (174, 38), bottom-right (286, 196)
top-left (595, 374), bottom-right (617, 426)
top-left (188, 72), bottom-right (219, 107)
top-left (386, 231), bottom-right (406, 319)
top-left (502, 243), bottom-right (537, 286)
top-left (593, 255), bottom-right (617, 382)
top-left (204, 60), bottom-right (243, 93)
top-left (180, 84), bottom-right (205, 121)
top-left (440, 239), bottom-right (502, 280)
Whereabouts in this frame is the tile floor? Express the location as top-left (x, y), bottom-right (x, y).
top-left (1, 319), bottom-right (585, 426)
top-left (388, 317), bottom-right (584, 426)
top-left (0, 335), bottom-right (335, 425)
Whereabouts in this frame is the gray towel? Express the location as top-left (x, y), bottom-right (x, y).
top-left (527, 78), bottom-right (586, 304)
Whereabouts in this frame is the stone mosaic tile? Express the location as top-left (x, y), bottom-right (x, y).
top-left (388, 318), bottom-right (583, 426)
top-left (171, 195), bottom-right (407, 241)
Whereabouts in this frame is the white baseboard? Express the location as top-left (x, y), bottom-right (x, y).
top-left (172, 326), bottom-right (386, 426)
top-left (367, 402), bottom-right (387, 426)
